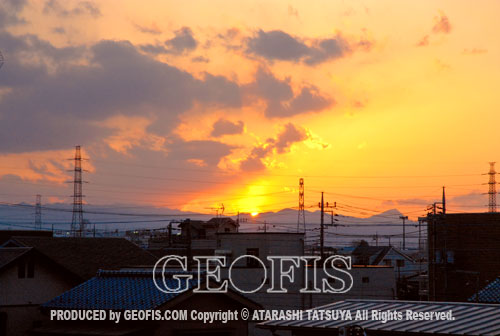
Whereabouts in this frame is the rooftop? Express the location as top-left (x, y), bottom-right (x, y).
top-left (42, 269), bottom-right (199, 310)
top-left (258, 299), bottom-right (500, 336)
top-left (469, 277), bottom-right (500, 304)
top-left (5, 237), bottom-right (158, 280)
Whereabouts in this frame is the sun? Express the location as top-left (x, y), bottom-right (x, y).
top-left (251, 212), bottom-right (259, 217)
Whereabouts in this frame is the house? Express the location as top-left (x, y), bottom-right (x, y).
top-left (0, 230), bottom-right (52, 246)
top-left (351, 245), bottom-right (421, 299)
top-left (352, 245), bottom-right (420, 277)
top-left (468, 276), bottom-right (500, 303)
top-left (175, 217), bottom-right (239, 255)
top-left (2, 236), bottom-right (158, 280)
top-left (32, 269), bottom-right (261, 336)
top-left (258, 299), bottom-right (500, 336)
top-left (179, 217), bottom-right (239, 240)
top-left (0, 247), bottom-right (75, 336)
top-left (0, 237), bottom-right (158, 336)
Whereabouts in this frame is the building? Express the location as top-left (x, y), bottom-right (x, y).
top-left (0, 237), bottom-right (158, 336)
top-left (179, 217), bottom-right (239, 240)
top-left (468, 276), bottom-right (500, 303)
top-left (0, 247), bottom-right (75, 336)
top-left (216, 232), bottom-right (304, 264)
top-left (215, 233), bottom-right (395, 310)
top-left (32, 269), bottom-right (261, 336)
top-left (351, 244), bottom-right (423, 299)
top-left (258, 299), bottom-right (500, 336)
top-left (427, 212), bottom-right (500, 302)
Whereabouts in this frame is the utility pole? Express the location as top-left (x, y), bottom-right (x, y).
top-left (320, 192), bottom-right (324, 259)
top-left (442, 186), bottom-right (446, 214)
top-left (35, 195), bottom-right (42, 230)
top-left (297, 178), bottom-right (305, 232)
top-left (186, 219), bottom-right (192, 271)
top-left (168, 221), bottom-right (172, 247)
top-left (400, 215), bottom-right (408, 250)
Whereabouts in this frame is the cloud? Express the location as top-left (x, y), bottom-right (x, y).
top-left (239, 123), bottom-right (308, 171)
top-left (139, 27), bottom-right (198, 55)
top-left (43, 0), bottom-right (101, 18)
top-left (246, 29), bottom-right (367, 65)
top-left (164, 27), bottom-right (198, 54)
top-left (417, 35), bottom-right (429, 47)
top-left (168, 138), bottom-right (236, 167)
top-left (211, 119), bottom-right (244, 137)
top-left (51, 26), bottom-right (66, 34)
top-left (0, 32), bottom-right (241, 153)
top-left (432, 13), bottom-right (451, 34)
top-left (288, 5), bottom-right (299, 18)
top-left (191, 56), bottom-right (210, 63)
top-left (416, 12), bottom-right (452, 47)
top-left (247, 30), bottom-right (310, 62)
top-left (134, 22), bottom-right (162, 35)
top-left (245, 68), bottom-right (333, 118)
top-left (0, 0), bottom-right (27, 28)
top-left (462, 48), bottom-right (487, 55)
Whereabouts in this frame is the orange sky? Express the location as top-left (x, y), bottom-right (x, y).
top-left (0, 0), bottom-right (499, 219)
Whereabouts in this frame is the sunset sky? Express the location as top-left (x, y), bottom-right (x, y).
top-left (1, 0), bottom-right (499, 218)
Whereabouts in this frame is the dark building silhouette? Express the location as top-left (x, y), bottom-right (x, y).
top-left (427, 212), bottom-right (500, 302)
top-left (0, 230), bottom-right (52, 246)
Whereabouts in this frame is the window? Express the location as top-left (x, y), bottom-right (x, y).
top-left (18, 259), bottom-right (25, 278)
top-left (0, 312), bottom-right (7, 336)
top-left (224, 228), bottom-right (230, 233)
top-left (396, 259), bottom-right (405, 268)
top-left (383, 259), bottom-right (392, 266)
top-left (27, 256), bottom-right (35, 278)
top-left (246, 248), bottom-right (259, 267)
top-left (435, 250), bottom-right (442, 264)
top-left (447, 251), bottom-right (455, 264)
top-left (362, 276), bottom-right (370, 283)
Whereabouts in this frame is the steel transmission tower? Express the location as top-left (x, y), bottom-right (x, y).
top-left (35, 194), bottom-right (42, 230)
top-left (71, 145), bottom-right (85, 237)
top-left (297, 178), bottom-right (305, 232)
top-left (486, 162), bottom-right (498, 212)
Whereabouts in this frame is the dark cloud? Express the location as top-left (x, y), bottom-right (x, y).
top-left (211, 119), bottom-right (244, 137)
top-left (139, 27), bottom-right (198, 55)
top-left (167, 138), bottom-right (235, 166)
top-left (191, 56), bottom-right (210, 63)
top-left (0, 32), bottom-right (241, 153)
top-left (0, 0), bottom-right (27, 28)
top-left (246, 30), bottom-right (364, 65)
top-left (247, 30), bottom-right (310, 61)
top-left (432, 13), bottom-right (451, 34)
top-left (164, 27), bottom-right (198, 54)
top-left (51, 26), bottom-right (66, 34)
top-left (240, 123), bottom-right (308, 171)
top-left (43, 0), bottom-right (101, 18)
top-left (245, 68), bottom-right (333, 118)
top-left (216, 28), bottom-right (242, 51)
